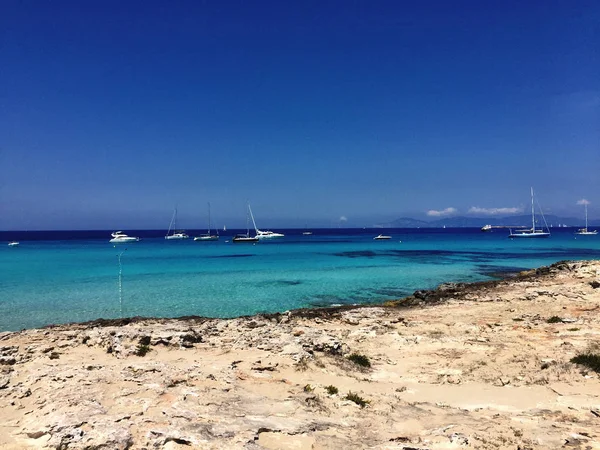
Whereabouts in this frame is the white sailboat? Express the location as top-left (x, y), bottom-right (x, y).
top-left (165, 207), bottom-right (189, 240)
top-left (575, 202), bottom-right (597, 235)
top-left (508, 188), bottom-right (550, 238)
top-left (248, 204), bottom-right (284, 239)
top-left (194, 202), bottom-right (219, 241)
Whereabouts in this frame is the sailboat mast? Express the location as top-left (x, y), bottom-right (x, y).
top-left (207, 202), bottom-right (211, 234)
top-left (585, 203), bottom-right (588, 230)
top-left (248, 204), bottom-right (259, 233)
top-left (531, 187), bottom-right (535, 231)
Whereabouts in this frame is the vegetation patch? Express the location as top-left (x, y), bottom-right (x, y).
top-left (345, 391), bottom-right (370, 407)
top-left (571, 353), bottom-right (600, 373)
top-left (135, 344), bottom-right (151, 357)
top-left (547, 316), bottom-right (563, 324)
top-left (347, 353), bottom-right (371, 368)
top-left (294, 357), bottom-right (309, 371)
top-left (567, 328), bottom-right (580, 332)
top-left (325, 385), bottom-right (338, 395)
top-left (303, 384), bottom-right (314, 392)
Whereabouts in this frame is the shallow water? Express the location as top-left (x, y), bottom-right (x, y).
top-left (1, 228), bottom-right (598, 331)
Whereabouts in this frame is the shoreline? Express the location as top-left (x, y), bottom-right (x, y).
top-left (1, 259), bottom-right (599, 449)
top-left (24, 259), bottom-right (569, 334)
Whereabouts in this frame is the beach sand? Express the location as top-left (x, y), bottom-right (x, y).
top-left (1, 260), bottom-right (599, 449)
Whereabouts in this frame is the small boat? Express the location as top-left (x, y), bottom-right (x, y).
top-left (165, 207), bottom-right (189, 240)
top-left (194, 202), bottom-right (219, 241)
top-left (508, 188), bottom-right (550, 238)
top-left (481, 224), bottom-right (492, 232)
top-left (232, 205), bottom-right (259, 243)
top-left (248, 204), bottom-right (284, 239)
top-left (7, 241), bottom-right (19, 247)
top-left (232, 234), bottom-right (259, 243)
top-left (374, 234), bottom-right (391, 240)
top-left (575, 202), bottom-right (597, 235)
top-left (302, 231), bottom-right (313, 235)
top-left (109, 231), bottom-right (140, 243)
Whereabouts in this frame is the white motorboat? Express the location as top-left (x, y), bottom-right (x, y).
top-left (302, 231), bottom-right (313, 235)
top-left (165, 207), bottom-right (189, 240)
top-left (109, 231), bottom-right (140, 243)
top-left (8, 241), bottom-right (19, 247)
top-left (194, 202), bottom-right (219, 241)
top-left (248, 204), bottom-right (284, 239)
top-left (508, 188), bottom-right (550, 238)
top-left (373, 234), bottom-right (391, 240)
top-left (575, 202), bottom-right (597, 235)
top-left (481, 224), bottom-right (492, 232)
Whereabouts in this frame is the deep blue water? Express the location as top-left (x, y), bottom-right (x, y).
top-left (1, 228), bottom-right (599, 331)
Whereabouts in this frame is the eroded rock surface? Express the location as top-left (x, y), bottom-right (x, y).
top-left (1, 260), bottom-right (599, 449)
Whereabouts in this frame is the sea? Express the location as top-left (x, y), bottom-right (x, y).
top-left (1, 228), bottom-right (599, 332)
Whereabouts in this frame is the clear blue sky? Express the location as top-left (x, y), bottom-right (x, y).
top-left (1, 0), bottom-right (598, 229)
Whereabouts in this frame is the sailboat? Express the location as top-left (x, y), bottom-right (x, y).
top-left (165, 207), bottom-right (189, 240)
top-left (248, 204), bottom-right (284, 239)
top-left (194, 202), bottom-right (219, 241)
top-left (508, 188), bottom-right (550, 238)
top-left (232, 205), bottom-right (259, 243)
top-left (575, 202), bottom-right (597, 235)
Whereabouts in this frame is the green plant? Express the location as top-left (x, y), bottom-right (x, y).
top-left (567, 328), bottom-right (580, 332)
top-left (571, 353), bottom-right (600, 373)
top-left (345, 391), bottom-right (370, 407)
top-left (135, 344), bottom-right (151, 357)
top-left (295, 357), bottom-right (309, 371)
top-left (547, 316), bottom-right (562, 324)
top-left (347, 353), bottom-right (371, 368)
top-left (325, 385), bottom-right (338, 395)
top-left (303, 384), bottom-right (314, 392)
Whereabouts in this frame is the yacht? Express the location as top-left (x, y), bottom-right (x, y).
top-left (374, 234), bottom-right (391, 240)
top-left (302, 231), bottom-right (313, 235)
top-left (165, 208), bottom-right (189, 240)
top-left (232, 234), bottom-right (259, 243)
top-left (109, 231), bottom-right (140, 243)
top-left (508, 188), bottom-right (550, 238)
top-left (481, 224), bottom-right (493, 232)
top-left (248, 204), bottom-right (284, 239)
top-left (8, 241), bottom-right (19, 247)
top-left (194, 202), bottom-right (219, 241)
top-left (232, 204), bottom-right (259, 243)
top-left (575, 202), bottom-right (597, 236)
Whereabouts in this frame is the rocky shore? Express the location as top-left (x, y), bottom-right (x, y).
top-left (1, 260), bottom-right (599, 449)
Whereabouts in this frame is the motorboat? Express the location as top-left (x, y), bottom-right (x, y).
top-left (575, 202), bottom-right (597, 235)
top-left (8, 241), bottom-right (19, 247)
top-left (373, 234), bottom-right (391, 240)
top-left (248, 204), bottom-right (284, 239)
top-left (508, 188), bottom-right (550, 238)
top-left (109, 231), bottom-right (140, 243)
top-left (481, 224), bottom-right (492, 232)
top-left (194, 202), bottom-right (219, 241)
top-left (165, 207), bottom-right (189, 240)
top-left (302, 231), bottom-right (313, 235)
top-left (166, 231), bottom-right (189, 240)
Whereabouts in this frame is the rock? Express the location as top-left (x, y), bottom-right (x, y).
top-left (590, 280), bottom-right (600, 289)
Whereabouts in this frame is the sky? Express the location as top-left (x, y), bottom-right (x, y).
top-left (1, 0), bottom-right (599, 229)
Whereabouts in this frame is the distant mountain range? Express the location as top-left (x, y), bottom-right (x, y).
top-left (377, 215), bottom-right (599, 228)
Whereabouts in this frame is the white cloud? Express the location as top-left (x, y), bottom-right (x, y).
top-left (468, 206), bottom-right (523, 215)
top-left (426, 207), bottom-right (457, 217)
top-left (577, 199), bottom-right (590, 206)
top-left (339, 215), bottom-right (348, 222)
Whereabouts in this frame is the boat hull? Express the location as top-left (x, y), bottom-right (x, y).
top-left (109, 237), bottom-right (139, 243)
top-left (232, 238), bottom-right (259, 243)
top-left (194, 236), bottom-right (219, 241)
top-left (508, 233), bottom-right (550, 238)
top-left (165, 235), bottom-right (189, 240)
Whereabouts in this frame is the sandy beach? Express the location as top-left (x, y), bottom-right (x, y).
top-left (1, 260), bottom-right (599, 449)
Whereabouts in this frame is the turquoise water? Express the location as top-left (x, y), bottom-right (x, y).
top-left (1, 228), bottom-right (599, 331)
